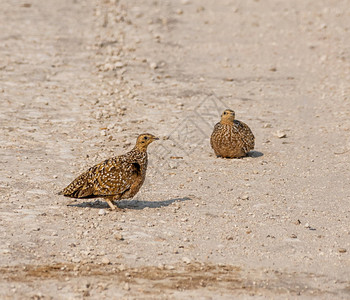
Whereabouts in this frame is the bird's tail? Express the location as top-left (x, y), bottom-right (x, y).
top-left (59, 165), bottom-right (98, 198)
top-left (58, 171), bottom-right (89, 198)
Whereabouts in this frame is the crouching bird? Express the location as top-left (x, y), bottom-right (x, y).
top-left (210, 109), bottom-right (254, 158)
top-left (59, 133), bottom-right (159, 210)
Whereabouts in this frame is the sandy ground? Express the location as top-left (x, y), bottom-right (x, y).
top-left (1, 0), bottom-right (350, 299)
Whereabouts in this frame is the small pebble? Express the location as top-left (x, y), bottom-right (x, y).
top-left (71, 257), bottom-right (81, 263)
top-left (114, 62), bottom-right (124, 68)
top-left (158, 263), bottom-right (165, 269)
top-left (98, 209), bottom-right (106, 216)
top-left (149, 62), bottom-right (158, 69)
top-left (338, 248), bottom-right (347, 253)
top-left (290, 234), bottom-right (297, 239)
top-left (114, 233), bottom-right (124, 241)
top-left (101, 257), bottom-right (110, 264)
top-left (182, 257), bottom-right (191, 264)
top-left (118, 264), bottom-right (126, 271)
top-left (241, 194), bottom-right (249, 200)
top-left (275, 130), bottom-right (287, 138)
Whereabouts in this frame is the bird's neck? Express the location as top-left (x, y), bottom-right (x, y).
top-left (220, 120), bottom-right (234, 125)
top-left (134, 145), bottom-right (148, 152)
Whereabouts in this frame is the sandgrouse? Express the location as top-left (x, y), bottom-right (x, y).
top-left (210, 109), bottom-right (254, 158)
top-left (59, 133), bottom-right (159, 210)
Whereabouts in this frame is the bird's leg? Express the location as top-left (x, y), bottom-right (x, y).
top-left (105, 198), bottom-right (117, 210)
top-left (105, 195), bottom-right (124, 211)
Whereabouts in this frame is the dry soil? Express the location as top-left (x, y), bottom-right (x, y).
top-left (1, 0), bottom-right (350, 299)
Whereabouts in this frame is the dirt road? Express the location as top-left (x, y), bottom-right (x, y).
top-left (1, 0), bottom-right (349, 298)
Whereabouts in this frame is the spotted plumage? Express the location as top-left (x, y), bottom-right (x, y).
top-left (59, 133), bottom-right (159, 210)
top-left (210, 109), bottom-right (255, 158)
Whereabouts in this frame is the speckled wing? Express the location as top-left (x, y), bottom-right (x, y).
top-left (60, 157), bottom-right (140, 198)
top-left (234, 120), bottom-right (255, 152)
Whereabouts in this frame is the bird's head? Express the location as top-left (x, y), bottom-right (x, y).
top-left (135, 133), bottom-right (159, 151)
top-left (220, 109), bottom-right (235, 124)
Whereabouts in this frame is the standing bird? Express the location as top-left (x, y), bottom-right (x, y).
top-left (210, 109), bottom-right (255, 158)
top-left (59, 133), bottom-right (159, 210)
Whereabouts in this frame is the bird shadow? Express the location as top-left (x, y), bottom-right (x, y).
top-left (248, 150), bottom-right (264, 158)
top-left (67, 197), bottom-right (191, 210)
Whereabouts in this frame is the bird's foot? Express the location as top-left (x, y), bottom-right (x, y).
top-left (106, 199), bottom-right (125, 212)
top-left (106, 199), bottom-right (117, 211)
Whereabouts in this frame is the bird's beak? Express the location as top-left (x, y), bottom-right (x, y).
top-left (153, 137), bottom-right (160, 141)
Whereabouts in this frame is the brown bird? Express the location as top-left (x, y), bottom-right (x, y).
top-left (210, 109), bottom-right (255, 158)
top-left (59, 133), bottom-right (159, 210)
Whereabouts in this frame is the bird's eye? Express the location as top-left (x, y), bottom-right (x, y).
top-left (144, 136), bottom-right (148, 140)
top-left (223, 112), bottom-right (227, 115)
